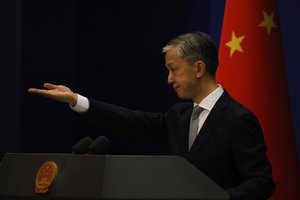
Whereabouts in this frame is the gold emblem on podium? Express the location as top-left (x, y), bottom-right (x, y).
top-left (35, 161), bottom-right (58, 194)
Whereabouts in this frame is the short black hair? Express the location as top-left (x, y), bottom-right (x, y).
top-left (163, 32), bottom-right (219, 77)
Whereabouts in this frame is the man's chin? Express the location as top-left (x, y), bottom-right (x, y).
top-left (176, 93), bottom-right (191, 100)
top-left (174, 89), bottom-right (192, 100)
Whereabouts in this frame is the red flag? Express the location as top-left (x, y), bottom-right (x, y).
top-left (217, 0), bottom-right (300, 199)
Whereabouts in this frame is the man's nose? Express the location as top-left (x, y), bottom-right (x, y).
top-left (167, 72), bottom-right (174, 85)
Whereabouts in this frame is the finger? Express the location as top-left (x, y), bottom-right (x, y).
top-left (43, 83), bottom-right (59, 90)
top-left (28, 88), bottom-right (43, 93)
top-left (28, 88), bottom-right (50, 95)
top-left (28, 88), bottom-right (36, 93)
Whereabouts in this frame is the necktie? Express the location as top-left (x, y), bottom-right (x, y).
top-left (188, 105), bottom-right (204, 150)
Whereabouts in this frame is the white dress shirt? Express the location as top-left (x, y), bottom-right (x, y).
top-left (71, 94), bottom-right (90, 113)
top-left (194, 85), bottom-right (224, 133)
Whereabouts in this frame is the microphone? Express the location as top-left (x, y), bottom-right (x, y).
top-left (71, 137), bottom-right (93, 154)
top-left (87, 135), bottom-right (110, 155)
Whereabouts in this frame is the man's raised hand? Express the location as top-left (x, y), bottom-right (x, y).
top-left (28, 83), bottom-right (78, 106)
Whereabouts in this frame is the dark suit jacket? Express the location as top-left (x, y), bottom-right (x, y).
top-left (82, 90), bottom-right (275, 200)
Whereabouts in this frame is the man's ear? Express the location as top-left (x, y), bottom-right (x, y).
top-left (194, 61), bottom-right (205, 78)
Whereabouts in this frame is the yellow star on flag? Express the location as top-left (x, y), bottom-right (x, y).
top-left (258, 10), bottom-right (277, 35)
top-left (226, 31), bottom-right (245, 57)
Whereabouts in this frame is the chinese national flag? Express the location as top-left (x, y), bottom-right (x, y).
top-left (217, 0), bottom-right (300, 199)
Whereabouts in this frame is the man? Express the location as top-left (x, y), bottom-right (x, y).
top-left (28, 32), bottom-right (275, 199)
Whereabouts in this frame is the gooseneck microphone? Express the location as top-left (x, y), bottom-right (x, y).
top-left (87, 135), bottom-right (110, 155)
top-left (71, 137), bottom-right (93, 154)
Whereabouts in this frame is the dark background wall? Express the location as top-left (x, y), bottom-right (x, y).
top-left (1, 0), bottom-right (299, 165)
top-left (13, 0), bottom-right (213, 156)
top-left (0, 0), bottom-right (21, 158)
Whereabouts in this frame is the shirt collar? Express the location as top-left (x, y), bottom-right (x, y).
top-left (194, 85), bottom-right (224, 111)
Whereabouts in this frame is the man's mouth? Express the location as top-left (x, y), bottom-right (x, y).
top-left (173, 86), bottom-right (180, 90)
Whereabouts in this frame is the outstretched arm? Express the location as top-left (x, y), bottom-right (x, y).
top-left (28, 83), bottom-right (77, 106)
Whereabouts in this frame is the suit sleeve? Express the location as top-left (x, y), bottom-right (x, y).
top-left (80, 99), bottom-right (169, 142)
top-left (226, 112), bottom-right (275, 200)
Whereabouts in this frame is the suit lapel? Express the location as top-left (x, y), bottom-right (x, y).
top-left (179, 104), bottom-right (193, 157)
top-left (188, 91), bottom-right (232, 159)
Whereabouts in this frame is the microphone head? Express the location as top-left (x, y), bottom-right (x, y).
top-left (71, 137), bottom-right (93, 154)
top-left (88, 136), bottom-right (110, 155)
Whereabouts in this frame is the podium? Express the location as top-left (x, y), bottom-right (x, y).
top-left (0, 153), bottom-right (229, 200)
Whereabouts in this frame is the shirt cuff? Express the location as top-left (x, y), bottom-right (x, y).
top-left (70, 93), bottom-right (90, 113)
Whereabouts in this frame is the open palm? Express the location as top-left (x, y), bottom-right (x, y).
top-left (28, 83), bottom-right (77, 106)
